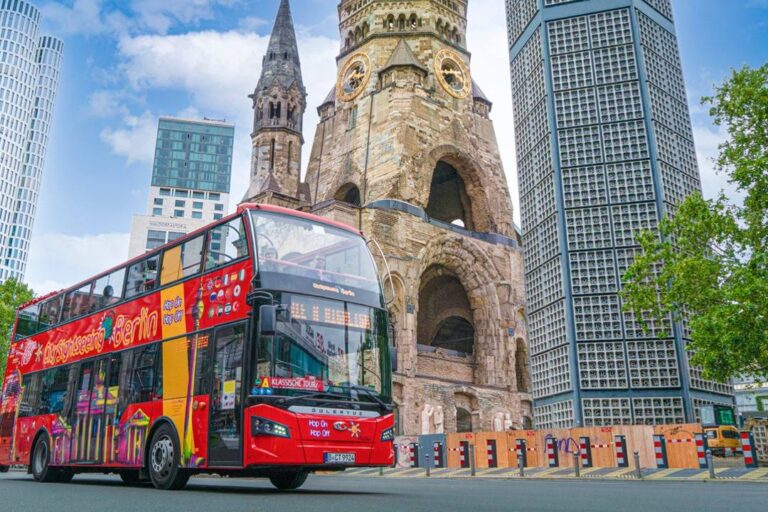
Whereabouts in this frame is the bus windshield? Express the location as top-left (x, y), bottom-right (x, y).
top-left (251, 211), bottom-right (381, 305)
top-left (252, 293), bottom-right (391, 406)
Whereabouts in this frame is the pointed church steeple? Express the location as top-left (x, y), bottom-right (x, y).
top-left (244, 0), bottom-right (307, 203)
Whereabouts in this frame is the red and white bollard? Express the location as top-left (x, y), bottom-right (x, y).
top-left (459, 441), bottom-right (469, 469)
top-left (579, 436), bottom-right (593, 468)
top-left (409, 443), bottom-right (419, 467)
top-left (515, 439), bottom-right (527, 468)
top-left (545, 437), bottom-right (559, 468)
top-left (433, 442), bottom-right (444, 468)
top-left (741, 431), bottom-right (759, 469)
top-left (652, 434), bottom-right (669, 469)
top-left (614, 435), bottom-right (628, 468)
top-left (694, 433), bottom-right (709, 469)
top-left (486, 439), bottom-right (498, 468)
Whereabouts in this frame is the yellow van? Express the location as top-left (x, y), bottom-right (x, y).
top-left (704, 426), bottom-right (742, 455)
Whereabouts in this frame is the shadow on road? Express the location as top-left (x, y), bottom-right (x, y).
top-left (0, 474), bottom-right (389, 497)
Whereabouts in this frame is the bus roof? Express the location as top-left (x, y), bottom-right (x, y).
top-left (18, 203), bottom-right (364, 311)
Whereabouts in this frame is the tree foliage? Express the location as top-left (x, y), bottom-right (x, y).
top-left (0, 278), bottom-right (34, 379)
top-left (622, 64), bottom-right (768, 383)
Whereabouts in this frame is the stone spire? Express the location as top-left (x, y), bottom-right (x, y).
top-left (244, 0), bottom-right (307, 203)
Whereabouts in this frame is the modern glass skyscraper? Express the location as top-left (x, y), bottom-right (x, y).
top-left (128, 117), bottom-right (235, 258)
top-left (0, 0), bottom-right (63, 283)
top-left (506, 0), bottom-right (733, 428)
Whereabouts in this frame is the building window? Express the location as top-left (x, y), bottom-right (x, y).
top-left (159, 188), bottom-right (171, 197)
top-left (193, 191), bottom-right (205, 199)
top-left (146, 230), bottom-right (166, 250)
top-left (213, 213), bottom-right (223, 220)
top-left (193, 202), bottom-right (203, 210)
top-left (209, 193), bottom-right (221, 201)
top-left (168, 232), bottom-right (185, 242)
top-left (214, 204), bottom-right (224, 211)
top-left (174, 210), bottom-right (184, 218)
top-left (192, 212), bottom-right (203, 220)
top-left (152, 208), bottom-right (163, 216)
top-left (153, 198), bottom-right (163, 206)
top-left (175, 190), bottom-right (187, 198)
top-left (175, 200), bottom-right (185, 207)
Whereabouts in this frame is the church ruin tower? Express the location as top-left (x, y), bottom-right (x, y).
top-left (304, 0), bottom-right (532, 435)
top-left (243, 0), bottom-right (307, 205)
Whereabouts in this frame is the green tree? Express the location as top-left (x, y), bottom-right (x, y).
top-left (622, 64), bottom-right (768, 383)
top-left (0, 278), bottom-right (35, 378)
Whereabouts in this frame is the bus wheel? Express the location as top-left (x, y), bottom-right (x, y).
top-left (31, 435), bottom-right (60, 483)
top-left (269, 471), bottom-right (309, 491)
top-left (0, 465), bottom-right (9, 473)
top-left (147, 424), bottom-right (189, 491)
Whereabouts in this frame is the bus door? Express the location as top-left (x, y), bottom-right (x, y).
top-left (70, 357), bottom-right (118, 464)
top-left (208, 323), bottom-right (246, 467)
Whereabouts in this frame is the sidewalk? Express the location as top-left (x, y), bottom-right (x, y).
top-left (333, 466), bottom-right (768, 482)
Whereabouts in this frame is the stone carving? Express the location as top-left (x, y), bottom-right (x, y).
top-left (421, 403), bottom-right (434, 435)
top-left (434, 405), bottom-right (444, 434)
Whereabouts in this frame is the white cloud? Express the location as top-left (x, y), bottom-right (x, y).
top-left (109, 28), bottom-right (338, 205)
top-left (87, 90), bottom-right (132, 118)
top-left (25, 232), bottom-right (131, 295)
top-left (100, 110), bottom-right (158, 165)
top-left (692, 123), bottom-right (744, 204)
top-left (40, 0), bottom-right (238, 37)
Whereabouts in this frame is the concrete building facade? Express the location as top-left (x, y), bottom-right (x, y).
top-left (244, 0), bottom-right (533, 435)
top-left (0, 0), bottom-right (63, 282)
top-left (505, 0), bottom-right (733, 428)
top-left (128, 117), bottom-right (234, 258)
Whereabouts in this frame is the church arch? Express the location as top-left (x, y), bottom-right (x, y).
top-left (456, 407), bottom-right (472, 433)
top-left (385, 14), bottom-right (395, 31)
top-left (425, 161), bottom-right (475, 230)
top-left (417, 265), bottom-right (474, 356)
top-left (515, 338), bottom-right (530, 393)
top-left (423, 147), bottom-right (495, 234)
top-left (334, 182), bottom-right (362, 206)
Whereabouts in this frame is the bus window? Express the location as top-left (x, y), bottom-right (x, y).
top-left (205, 217), bottom-right (248, 271)
top-left (38, 367), bottom-right (70, 415)
top-left (38, 295), bottom-right (63, 331)
top-left (14, 302), bottom-right (40, 340)
top-left (160, 235), bottom-right (205, 285)
top-left (19, 373), bottom-right (42, 418)
top-left (63, 282), bottom-right (94, 320)
top-left (129, 344), bottom-right (162, 403)
top-left (92, 267), bottom-right (126, 311)
top-left (193, 332), bottom-right (212, 395)
top-left (125, 254), bottom-right (160, 299)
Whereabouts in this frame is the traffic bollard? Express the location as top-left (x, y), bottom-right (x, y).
top-left (633, 450), bottom-right (642, 480)
top-left (574, 451), bottom-right (580, 478)
top-left (469, 443), bottom-right (476, 477)
top-left (425, 452), bottom-right (431, 478)
top-left (707, 450), bottom-right (715, 479)
top-left (518, 449), bottom-right (525, 477)
top-left (379, 467), bottom-right (384, 477)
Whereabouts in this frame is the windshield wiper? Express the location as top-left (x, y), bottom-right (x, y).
top-left (338, 385), bottom-right (392, 412)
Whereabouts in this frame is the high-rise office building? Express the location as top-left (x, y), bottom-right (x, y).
top-left (128, 117), bottom-right (235, 258)
top-left (0, 0), bottom-right (63, 282)
top-left (506, 0), bottom-right (733, 428)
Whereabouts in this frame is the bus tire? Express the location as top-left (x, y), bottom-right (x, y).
top-left (269, 471), bottom-right (309, 491)
top-left (147, 424), bottom-right (189, 491)
top-left (0, 465), bottom-right (10, 473)
top-left (31, 434), bottom-right (60, 483)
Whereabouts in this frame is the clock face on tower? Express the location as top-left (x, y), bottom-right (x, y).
top-left (434, 49), bottom-right (471, 99)
top-left (337, 52), bottom-right (372, 102)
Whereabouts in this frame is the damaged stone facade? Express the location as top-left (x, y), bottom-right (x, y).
top-left (244, 0), bottom-right (533, 435)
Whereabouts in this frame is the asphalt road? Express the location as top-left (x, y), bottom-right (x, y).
top-left (1, 471), bottom-right (766, 512)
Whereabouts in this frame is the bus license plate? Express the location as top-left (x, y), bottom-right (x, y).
top-left (324, 453), bottom-right (355, 465)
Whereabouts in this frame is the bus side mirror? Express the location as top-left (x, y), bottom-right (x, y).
top-left (259, 305), bottom-right (277, 336)
top-left (391, 346), bottom-right (398, 373)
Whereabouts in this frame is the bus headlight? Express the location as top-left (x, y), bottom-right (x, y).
top-left (251, 417), bottom-right (290, 438)
top-left (380, 427), bottom-right (394, 442)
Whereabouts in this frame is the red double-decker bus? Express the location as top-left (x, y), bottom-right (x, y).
top-left (0, 204), bottom-right (395, 490)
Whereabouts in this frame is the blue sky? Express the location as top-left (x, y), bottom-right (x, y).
top-left (25, 0), bottom-right (768, 293)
